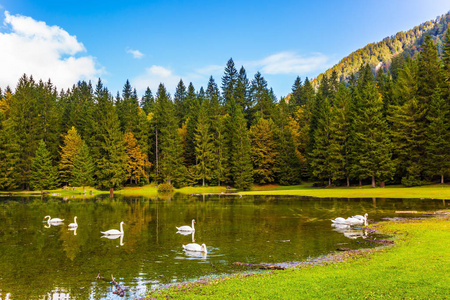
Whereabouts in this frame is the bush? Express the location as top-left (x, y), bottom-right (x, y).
top-left (157, 182), bottom-right (174, 193)
top-left (401, 176), bottom-right (422, 187)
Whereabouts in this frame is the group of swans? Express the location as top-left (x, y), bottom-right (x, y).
top-left (177, 219), bottom-right (208, 254)
top-left (44, 216), bottom-right (124, 237)
top-left (331, 213), bottom-right (368, 227)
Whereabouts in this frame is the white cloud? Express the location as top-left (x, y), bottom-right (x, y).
top-left (244, 51), bottom-right (329, 75)
top-left (133, 65), bottom-right (181, 94)
top-left (0, 11), bottom-right (102, 90)
top-left (126, 48), bottom-right (144, 59)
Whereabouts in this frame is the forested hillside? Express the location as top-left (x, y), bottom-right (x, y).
top-left (313, 12), bottom-right (450, 87)
top-left (0, 24), bottom-right (449, 192)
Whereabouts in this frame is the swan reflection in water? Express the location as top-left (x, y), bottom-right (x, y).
top-left (68, 227), bottom-right (78, 236)
top-left (332, 224), bottom-right (368, 239)
top-left (101, 233), bottom-right (125, 246)
top-left (177, 230), bottom-right (195, 243)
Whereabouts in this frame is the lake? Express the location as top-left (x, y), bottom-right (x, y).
top-left (0, 194), bottom-right (446, 299)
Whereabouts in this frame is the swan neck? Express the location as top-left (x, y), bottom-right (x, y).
top-left (120, 222), bottom-right (124, 233)
top-left (192, 220), bottom-right (195, 230)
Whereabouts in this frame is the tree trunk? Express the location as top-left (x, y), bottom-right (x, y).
top-left (202, 178), bottom-right (205, 187)
top-left (328, 178), bottom-right (331, 187)
top-left (371, 176), bottom-right (375, 188)
top-left (441, 174), bottom-right (444, 184)
top-left (110, 188), bottom-right (114, 198)
top-left (82, 185), bottom-right (85, 194)
top-left (359, 179), bottom-right (362, 186)
top-left (380, 181), bottom-right (385, 188)
top-left (346, 176), bottom-right (350, 187)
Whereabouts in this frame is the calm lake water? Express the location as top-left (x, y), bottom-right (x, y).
top-left (0, 194), bottom-right (446, 299)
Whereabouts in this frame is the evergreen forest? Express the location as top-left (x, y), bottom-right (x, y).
top-left (0, 29), bottom-right (450, 192)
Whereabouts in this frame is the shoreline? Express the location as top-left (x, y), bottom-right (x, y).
top-left (145, 210), bottom-right (450, 299)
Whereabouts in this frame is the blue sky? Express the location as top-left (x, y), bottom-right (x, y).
top-left (0, 0), bottom-right (449, 98)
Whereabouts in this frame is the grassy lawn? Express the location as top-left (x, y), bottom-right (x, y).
top-left (240, 183), bottom-right (450, 200)
top-left (147, 213), bottom-right (450, 299)
top-left (1, 183), bottom-right (449, 200)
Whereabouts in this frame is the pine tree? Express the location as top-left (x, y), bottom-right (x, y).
top-left (89, 79), bottom-right (127, 191)
top-left (5, 75), bottom-right (40, 189)
top-left (329, 83), bottom-right (351, 185)
top-left (140, 87), bottom-right (154, 115)
top-left (30, 140), bottom-right (59, 194)
top-left (59, 126), bottom-right (83, 186)
top-left (72, 141), bottom-right (95, 194)
top-left (174, 79), bottom-right (187, 125)
top-left (235, 66), bottom-right (252, 124)
top-left (351, 65), bottom-right (395, 187)
top-left (155, 84), bottom-right (186, 186)
top-left (309, 93), bottom-right (332, 185)
top-left (289, 108), bottom-right (309, 179)
top-left (250, 118), bottom-right (278, 184)
top-left (290, 76), bottom-right (303, 107)
top-left (250, 72), bottom-right (274, 122)
top-left (194, 102), bottom-right (214, 186)
top-left (117, 80), bottom-right (140, 133)
top-left (275, 98), bottom-right (302, 185)
top-left (221, 58), bottom-right (238, 105)
top-left (185, 82), bottom-right (200, 166)
top-left (425, 88), bottom-right (450, 183)
top-left (61, 81), bottom-right (94, 139)
top-left (225, 99), bottom-right (253, 189)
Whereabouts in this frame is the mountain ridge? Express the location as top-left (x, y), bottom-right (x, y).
top-left (311, 11), bottom-right (450, 86)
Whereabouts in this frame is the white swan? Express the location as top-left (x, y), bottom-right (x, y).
top-left (44, 215), bottom-right (64, 224)
top-left (351, 213), bottom-right (369, 226)
top-left (68, 216), bottom-right (78, 228)
top-left (101, 222), bottom-right (124, 235)
top-left (331, 217), bottom-right (347, 224)
top-left (182, 243), bottom-right (207, 253)
top-left (176, 219), bottom-right (195, 232)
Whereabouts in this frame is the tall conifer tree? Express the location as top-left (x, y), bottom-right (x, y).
top-left (89, 79), bottom-right (127, 191)
top-left (30, 140), bottom-right (58, 194)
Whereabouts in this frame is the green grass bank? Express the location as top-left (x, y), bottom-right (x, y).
top-left (147, 213), bottom-right (450, 299)
top-left (1, 183), bottom-right (449, 200)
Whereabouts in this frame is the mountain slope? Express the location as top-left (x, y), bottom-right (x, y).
top-left (312, 12), bottom-right (450, 86)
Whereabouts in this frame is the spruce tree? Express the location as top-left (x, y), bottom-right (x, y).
top-left (141, 87), bottom-right (154, 115)
top-left (174, 79), bottom-right (187, 125)
top-left (184, 82), bottom-right (200, 166)
top-left (351, 65), bottom-right (395, 187)
top-left (275, 98), bottom-right (302, 185)
top-left (250, 118), bottom-right (278, 184)
top-left (309, 93), bottom-right (332, 185)
top-left (329, 83), bottom-right (351, 185)
top-left (30, 140), bottom-right (59, 194)
top-left (72, 141), bottom-right (95, 194)
top-left (425, 88), bottom-right (450, 183)
top-left (205, 76), bottom-right (226, 185)
top-left (290, 76), bottom-right (303, 107)
top-left (225, 99), bottom-right (253, 189)
top-left (221, 58), bottom-right (238, 105)
top-left (89, 79), bottom-right (127, 191)
top-left (250, 72), bottom-right (274, 122)
top-left (156, 84), bottom-right (186, 186)
top-left (194, 102), bottom-right (214, 186)
top-left (234, 66), bottom-right (252, 124)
